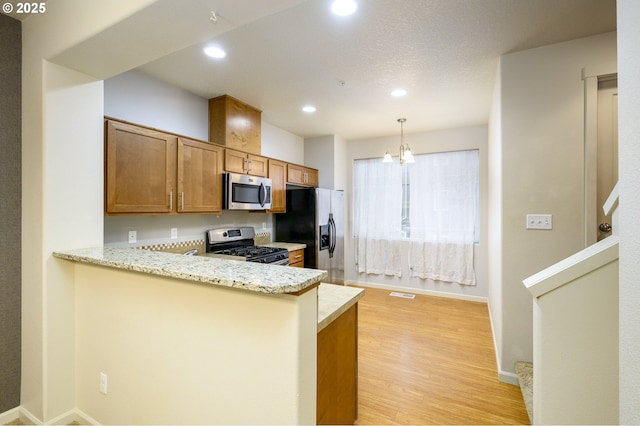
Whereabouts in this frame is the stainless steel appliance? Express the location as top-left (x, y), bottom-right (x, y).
top-left (223, 172), bottom-right (272, 210)
top-left (205, 227), bottom-right (289, 265)
top-left (275, 188), bottom-right (344, 284)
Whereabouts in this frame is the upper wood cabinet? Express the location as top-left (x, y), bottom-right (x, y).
top-left (105, 119), bottom-right (224, 215)
top-left (268, 159), bottom-right (287, 213)
top-left (177, 138), bottom-right (224, 214)
top-left (288, 163), bottom-right (319, 187)
top-left (224, 148), bottom-right (268, 177)
top-left (209, 95), bottom-right (262, 155)
top-left (105, 120), bottom-right (177, 214)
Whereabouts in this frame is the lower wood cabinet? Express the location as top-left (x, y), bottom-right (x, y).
top-left (317, 304), bottom-right (358, 425)
top-left (288, 249), bottom-right (304, 267)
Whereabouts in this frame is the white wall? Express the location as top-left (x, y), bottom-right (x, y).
top-left (304, 135), bottom-right (348, 191)
top-left (22, 1), bottom-right (155, 421)
top-left (492, 32), bottom-right (617, 382)
top-left (488, 59), bottom-right (504, 377)
top-left (617, 1), bottom-right (640, 422)
top-left (104, 69), bottom-right (209, 140)
top-left (262, 121), bottom-right (304, 164)
top-left (103, 70), bottom-right (305, 246)
top-left (346, 125), bottom-right (489, 300)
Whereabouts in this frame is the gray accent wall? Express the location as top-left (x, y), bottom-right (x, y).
top-left (0, 13), bottom-right (22, 412)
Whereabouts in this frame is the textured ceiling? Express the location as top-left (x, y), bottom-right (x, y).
top-left (13, 0), bottom-right (616, 140)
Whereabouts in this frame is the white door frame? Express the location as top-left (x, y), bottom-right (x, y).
top-left (583, 61), bottom-right (617, 247)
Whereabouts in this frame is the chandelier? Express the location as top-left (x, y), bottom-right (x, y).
top-left (383, 118), bottom-right (415, 164)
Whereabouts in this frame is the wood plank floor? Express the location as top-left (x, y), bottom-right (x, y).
top-left (354, 286), bottom-right (530, 425)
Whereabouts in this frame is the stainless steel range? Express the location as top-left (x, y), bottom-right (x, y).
top-left (205, 227), bottom-right (289, 265)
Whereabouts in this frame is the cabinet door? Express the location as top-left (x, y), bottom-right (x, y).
top-left (287, 163), bottom-right (319, 187)
top-left (268, 159), bottom-right (287, 213)
top-left (247, 154), bottom-right (268, 177)
top-left (287, 163), bottom-right (306, 185)
top-left (305, 167), bottom-right (319, 187)
top-left (105, 120), bottom-right (176, 214)
top-left (288, 249), bottom-right (304, 267)
top-left (317, 304), bottom-right (358, 424)
top-left (224, 149), bottom-right (248, 174)
top-left (177, 138), bottom-right (223, 213)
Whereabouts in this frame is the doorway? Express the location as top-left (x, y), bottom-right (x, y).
top-left (583, 63), bottom-right (618, 246)
top-left (596, 76), bottom-right (618, 241)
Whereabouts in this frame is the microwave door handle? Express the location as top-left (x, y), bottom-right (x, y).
top-left (259, 182), bottom-right (266, 207)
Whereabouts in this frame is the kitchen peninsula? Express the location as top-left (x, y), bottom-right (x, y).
top-left (54, 248), bottom-right (325, 424)
top-left (53, 247), bottom-right (362, 425)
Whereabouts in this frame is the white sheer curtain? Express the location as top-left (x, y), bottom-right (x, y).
top-left (407, 150), bottom-right (479, 285)
top-left (353, 158), bottom-right (403, 276)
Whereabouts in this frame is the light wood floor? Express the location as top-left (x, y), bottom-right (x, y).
top-left (354, 286), bottom-right (530, 425)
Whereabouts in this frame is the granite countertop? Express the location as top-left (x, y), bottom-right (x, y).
top-left (53, 247), bottom-right (327, 294)
top-left (259, 242), bottom-right (307, 251)
top-left (317, 283), bottom-right (365, 332)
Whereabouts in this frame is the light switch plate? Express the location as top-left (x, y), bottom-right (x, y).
top-left (526, 214), bottom-right (552, 230)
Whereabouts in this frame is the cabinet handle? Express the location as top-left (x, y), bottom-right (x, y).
top-left (303, 172), bottom-right (308, 183)
top-left (181, 192), bottom-right (185, 211)
top-left (294, 255), bottom-right (302, 259)
top-left (169, 191), bottom-right (173, 210)
top-left (248, 159), bottom-right (253, 172)
top-left (243, 158), bottom-right (249, 173)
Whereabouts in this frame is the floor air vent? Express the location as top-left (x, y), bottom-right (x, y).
top-left (389, 292), bottom-right (415, 299)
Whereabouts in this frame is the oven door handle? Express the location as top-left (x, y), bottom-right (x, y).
top-left (258, 182), bottom-right (266, 207)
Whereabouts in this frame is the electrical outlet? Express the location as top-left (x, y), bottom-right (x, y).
top-left (128, 230), bottom-right (137, 243)
top-left (171, 228), bottom-right (178, 239)
top-left (99, 372), bottom-right (108, 394)
top-left (526, 214), bottom-right (553, 230)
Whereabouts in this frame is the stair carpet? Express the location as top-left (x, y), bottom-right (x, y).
top-left (515, 361), bottom-right (533, 424)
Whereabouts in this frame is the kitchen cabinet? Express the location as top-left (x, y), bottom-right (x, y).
top-left (105, 119), bottom-right (177, 214)
top-left (317, 303), bottom-right (358, 425)
top-left (287, 163), bottom-right (318, 187)
top-left (268, 159), bottom-right (287, 213)
top-left (177, 137), bottom-right (224, 213)
top-left (209, 95), bottom-right (261, 154)
top-left (224, 148), bottom-right (268, 177)
top-left (105, 119), bottom-right (224, 215)
top-left (288, 249), bottom-right (304, 267)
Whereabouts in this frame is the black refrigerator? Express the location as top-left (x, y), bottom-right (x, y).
top-left (275, 187), bottom-right (344, 284)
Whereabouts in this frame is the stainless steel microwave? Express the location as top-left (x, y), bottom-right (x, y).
top-left (223, 172), bottom-right (272, 210)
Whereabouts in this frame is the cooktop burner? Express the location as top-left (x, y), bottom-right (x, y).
top-left (205, 227), bottom-right (289, 265)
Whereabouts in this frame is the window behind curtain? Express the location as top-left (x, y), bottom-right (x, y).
top-left (353, 149), bottom-right (479, 284)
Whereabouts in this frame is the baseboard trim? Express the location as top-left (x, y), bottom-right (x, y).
top-left (47, 408), bottom-right (100, 425)
top-left (0, 406), bottom-right (100, 425)
top-left (485, 300), bottom-right (522, 386)
top-left (18, 406), bottom-right (41, 425)
top-left (345, 280), bottom-right (488, 303)
top-left (0, 407), bottom-right (21, 425)
top-left (499, 370), bottom-right (520, 386)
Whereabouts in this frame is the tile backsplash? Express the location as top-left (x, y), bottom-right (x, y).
top-left (104, 211), bottom-right (273, 248)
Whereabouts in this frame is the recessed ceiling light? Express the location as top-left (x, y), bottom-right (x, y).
top-left (391, 89), bottom-right (407, 98)
top-left (203, 46), bottom-right (226, 59)
top-left (331, 0), bottom-right (357, 16)
top-left (302, 105), bottom-right (317, 113)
